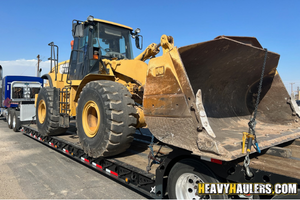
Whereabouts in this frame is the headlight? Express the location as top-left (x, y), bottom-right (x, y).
top-left (87, 15), bottom-right (94, 22)
top-left (134, 28), bottom-right (140, 34)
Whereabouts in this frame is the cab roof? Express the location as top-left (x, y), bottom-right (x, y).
top-left (88, 18), bottom-right (133, 31)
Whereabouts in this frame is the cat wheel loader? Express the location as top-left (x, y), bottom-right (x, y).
top-left (36, 15), bottom-right (300, 161)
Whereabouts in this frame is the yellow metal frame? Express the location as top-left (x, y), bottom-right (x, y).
top-left (73, 74), bottom-right (115, 102)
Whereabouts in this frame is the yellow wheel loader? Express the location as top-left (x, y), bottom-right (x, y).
top-left (36, 15), bottom-right (300, 161)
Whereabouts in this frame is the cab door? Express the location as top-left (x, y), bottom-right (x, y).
top-left (69, 27), bottom-right (89, 80)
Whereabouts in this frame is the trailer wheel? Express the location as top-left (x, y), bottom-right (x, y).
top-left (36, 87), bottom-right (67, 136)
top-left (76, 80), bottom-right (137, 158)
top-left (168, 158), bottom-right (228, 199)
top-left (7, 109), bottom-right (14, 129)
top-left (12, 111), bottom-right (21, 132)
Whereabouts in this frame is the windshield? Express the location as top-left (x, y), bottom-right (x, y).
top-left (92, 22), bottom-right (133, 60)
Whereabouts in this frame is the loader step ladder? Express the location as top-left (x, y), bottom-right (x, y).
top-left (59, 86), bottom-right (71, 114)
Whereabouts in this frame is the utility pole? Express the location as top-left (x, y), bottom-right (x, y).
top-left (37, 54), bottom-right (41, 77)
top-left (290, 83), bottom-right (295, 97)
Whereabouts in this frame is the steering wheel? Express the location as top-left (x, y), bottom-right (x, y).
top-left (105, 48), bottom-right (112, 52)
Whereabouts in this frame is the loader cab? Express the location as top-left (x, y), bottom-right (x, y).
top-left (69, 17), bottom-right (134, 80)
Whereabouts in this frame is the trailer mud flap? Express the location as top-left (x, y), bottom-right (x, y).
top-left (143, 36), bottom-right (300, 161)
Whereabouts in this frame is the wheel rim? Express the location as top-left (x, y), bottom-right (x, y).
top-left (13, 115), bottom-right (16, 128)
top-left (38, 99), bottom-right (46, 124)
top-left (82, 100), bottom-right (100, 138)
top-left (8, 114), bottom-right (11, 125)
top-left (175, 173), bottom-right (210, 199)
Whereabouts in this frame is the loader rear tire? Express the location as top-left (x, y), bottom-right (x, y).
top-left (12, 111), bottom-right (21, 132)
top-left (36, 87), bottom-right (67, 136)
top-left (76, 80), bottom-right (137, 158)
top-left (168, 158), bottom-right (228, 199)
top-left (7, 109), bottom-right (14, 129)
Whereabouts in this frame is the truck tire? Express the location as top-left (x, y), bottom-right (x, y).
top-left (7, 109), bottom-right (14, 129)
top-left (76, 80), bottom-right (137, 158)
top-left (12, 111), bottom-right (21, 132)
top-left (168, 158), bottom-right (228, 199)
top-left (36, 87), bottom-right (67, 136)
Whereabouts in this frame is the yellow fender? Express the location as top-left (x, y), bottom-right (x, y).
top-left (73, 74), bottom-right (115, 102)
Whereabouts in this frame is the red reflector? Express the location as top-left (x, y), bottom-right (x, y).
top-left (92, 162), bottom-right (103, 169)
top-left (63, 149), bottom-right (69, 154)
top-left (110, 170), bottom-right (118, 176)
top-left (96, 164), bottom-right (102, 169)
top-left (81, 157), bottom-right (89, 163)
top-left (211, 158), bottom-right (222, 165)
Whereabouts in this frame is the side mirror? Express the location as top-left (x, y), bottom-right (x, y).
top-left (132, 28), bottom-right (143, 50)
top-left (72, 23), bottom-right (84, 37)
top-left (135, 35), bottom-right (143, 50)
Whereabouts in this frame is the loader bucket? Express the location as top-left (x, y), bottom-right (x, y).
top-left (143, 36), bottom-right (300, 161)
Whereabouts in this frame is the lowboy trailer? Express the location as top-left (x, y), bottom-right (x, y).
top-left (22, 122), bottom-right (300, 199)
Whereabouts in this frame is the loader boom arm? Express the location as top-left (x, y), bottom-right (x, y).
top-left (134, 43), bottom-right (160, 62)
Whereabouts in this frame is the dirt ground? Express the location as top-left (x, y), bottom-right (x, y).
top-left (0, 118), bottom-right (146, 199)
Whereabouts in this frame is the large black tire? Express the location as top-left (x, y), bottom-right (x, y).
top-left (76, 80), bottom-right (137, 158)
top-left (7, 109), bottom-right (14, 129)
top-left (36, 87), bottom-right (68, 136)
top-left (12, 110), bottom-right (21, 132)
top-left (168, 158), bottom-right (228, 199)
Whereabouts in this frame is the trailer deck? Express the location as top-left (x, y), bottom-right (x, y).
top-left (247, 140), bottom-right (300, 180)
top-left (22, 123), bottom-right (176, 198)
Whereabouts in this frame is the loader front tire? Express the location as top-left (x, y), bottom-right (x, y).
top-left (36, 87), bottom-right (67, 136)
top-left (76, 80), bottom-right (137, 158)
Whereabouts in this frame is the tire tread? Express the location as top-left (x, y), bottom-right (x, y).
top-left (77, 80), bottom-right (137, 157)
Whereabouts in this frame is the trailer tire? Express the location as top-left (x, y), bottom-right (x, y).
top-left (168, 158), bottom-right (228, 199)
top-left (36, 87), bottom-right (67, 136)
top-left (76, 80), bottom-right (137, 158)
top-left (12, 111), bottom-right (21, 132)
top-left (7, 109), bottom-right (14, 129)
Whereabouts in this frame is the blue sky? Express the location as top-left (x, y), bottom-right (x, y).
top-left (0, 0), bottom-right (299, 93)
